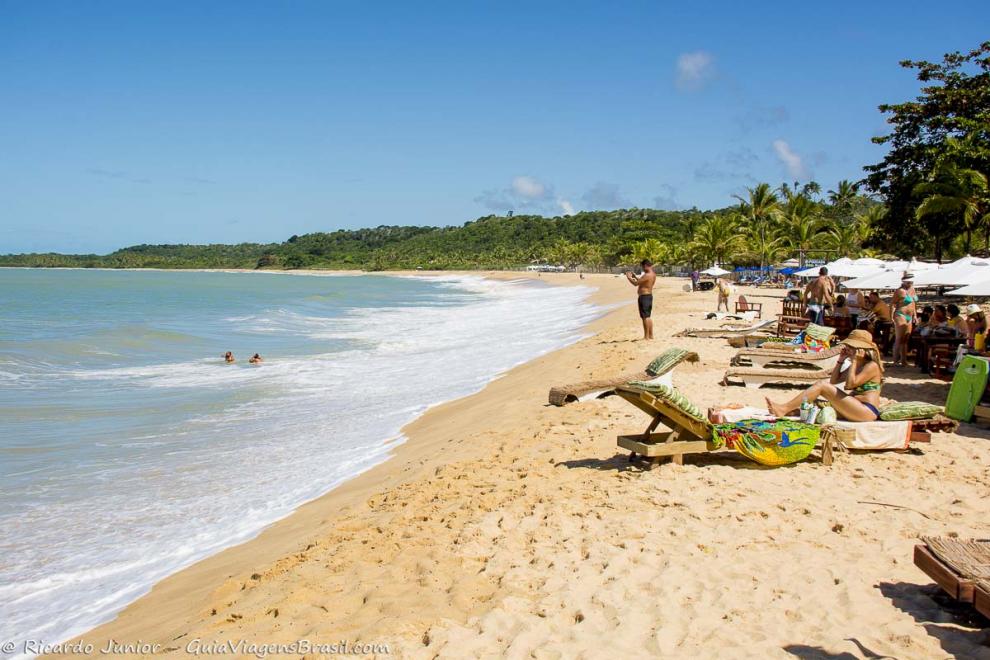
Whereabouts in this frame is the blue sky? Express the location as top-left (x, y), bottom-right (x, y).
top-left (2, 1), bottom-right (988, 254)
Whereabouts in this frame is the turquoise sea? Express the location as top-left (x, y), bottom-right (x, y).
top-left (0, 269), bottom-right (600, 651)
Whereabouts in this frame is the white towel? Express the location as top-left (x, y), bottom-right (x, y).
top-left (834, 419), bottom-right (912, 449)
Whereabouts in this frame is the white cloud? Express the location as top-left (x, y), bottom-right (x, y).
top-left (475, 175), bottom-right (558, 213)
top-left (676, 51), bottom-right (715, 90)
top-left (558, 199), bottom-right (575, 216)
top-left (511, 176), bottom-right (547, 199)
top-left (581, 182), bottom-right (628, 210)
top-left (772, 139), bottom-right (808, 179)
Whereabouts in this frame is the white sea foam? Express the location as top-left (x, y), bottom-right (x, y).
top-left (0, 274), bottom-right (602, 656)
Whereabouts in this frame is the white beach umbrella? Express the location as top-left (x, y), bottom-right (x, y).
top-left (914, 256), bottom-right (990, 286)
top-left (701, 266), bottom-right (731, 276)
top-left (949, 275), bottom-right (990, 296)
top-left (852, 257), bottom-right (885, 267)
top-left (842, 269), bottom-right (908, 291)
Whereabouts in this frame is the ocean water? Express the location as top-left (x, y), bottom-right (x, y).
top-left (0, 269), bottom-right (601, 651)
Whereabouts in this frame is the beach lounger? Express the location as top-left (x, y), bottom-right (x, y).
top-left (614, 385), bottom-right (718, 468)
top-left (547, 348), bottom-right (698, 406)
top-left (675, 318), bottom-right (775, 339)
top-left (730, 346), bottom-right (843, 371)
top-left (913, 537), bottom-right (990, 606)
top-left (615, 384), bottom-right (822, 469)
top-left (976, 580), bottom-right (990, 621)
top-left (723, 366), bottom-right (829, 389)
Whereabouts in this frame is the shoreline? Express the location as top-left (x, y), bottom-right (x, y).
top-left (44, 273), bottom-right (990, 658)
top-left (46, 271), bottom-right (629, 656)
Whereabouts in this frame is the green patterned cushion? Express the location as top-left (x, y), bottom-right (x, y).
top-left (645, 348), bottom-right (693, 377)
top-left (805, 323), bottom-right (836, 342)
top-left (879, 401), bottom-right (944, 421)
top-left (625, 381), bottom-right (707, 422)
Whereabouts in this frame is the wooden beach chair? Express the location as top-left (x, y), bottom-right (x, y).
top-left (735, 295), bottom-right (763, 319)
top-left (614, 385), bottom-right (717, 469)
top-left (777, 299), bottom-right (809, 337)
top-left (913, 537), bottom-right (990, 608)
top-left (547, 348), bottom-right (699, 406)
top-left (976, 580), bottom-right (990, 621)
top-left (723, 366), bottom-right (830, 389)
top-left (675, 318), bottom-right (775, 339)
top-left (730, 346), bottom-right (843, 371)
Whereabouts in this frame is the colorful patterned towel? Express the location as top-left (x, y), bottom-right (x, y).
top-left (711, 419), bottom-right (820, 466)
top-left (624, 381), bottom-right (708, 422)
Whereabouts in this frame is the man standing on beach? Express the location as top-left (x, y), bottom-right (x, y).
top-left (805, 267), bottom-right (835, 324)
top-left (625, 259), bottom-right (656, 340)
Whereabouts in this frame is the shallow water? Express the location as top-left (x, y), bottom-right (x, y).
top-left (0, 269), bottom-right (600, 650)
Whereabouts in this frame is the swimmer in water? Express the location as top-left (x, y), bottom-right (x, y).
top-left (224, 351), bottom-right (235, 363)
top-left (249, 353), bottom-right (263, 364)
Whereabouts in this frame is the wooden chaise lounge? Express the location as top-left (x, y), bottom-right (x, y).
top-left (614, 385), bottom-right (717, 469)
top-left (913, 537), bottom-right (990, 614)
top-left (675, 318), bottom-right (776, 339)
top-left (547, 348), bottom-right (699, 406)
top-left (723, 366), bottom-right (830, 389)
top-left (730, 345), bottom-right (844, 371)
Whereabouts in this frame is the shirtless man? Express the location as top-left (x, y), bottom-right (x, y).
top-left (804, 267), bottom-right (835, 324)
top-left (625, 259), bottom-right (656, 340)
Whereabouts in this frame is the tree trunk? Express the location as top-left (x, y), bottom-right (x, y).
top-left (966, 229), bottom-right (972, 254)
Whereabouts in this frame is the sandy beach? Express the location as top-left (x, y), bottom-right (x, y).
top-left (52, 272), bottom-right (990, 659)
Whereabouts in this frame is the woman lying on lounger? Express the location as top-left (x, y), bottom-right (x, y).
top-left (766, 329), bottom-right (883, 422)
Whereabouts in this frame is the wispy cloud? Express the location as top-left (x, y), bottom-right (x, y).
top-left (735, 105), bottom-right (789, 133)
top-left (772, 139), bottom-right (807, 179)
top-left (476, 175), bottom-right (568, 215)
top-left (581, 182), bottom-right (628, 210)
top-left (694, 148), bottom-right (760, 184)
top-left (87, 168), bottom-right (151, 184)
top-left (675, 51), bottom-right (715, 91)
top-left (653, 184), bottom-right (681, 210)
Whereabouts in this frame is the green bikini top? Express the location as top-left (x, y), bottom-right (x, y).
top-left (853, 380), bottom-right (882, 395)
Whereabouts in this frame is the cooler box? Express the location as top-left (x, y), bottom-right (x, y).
top-left (945, 355), bottom-right (990, 422)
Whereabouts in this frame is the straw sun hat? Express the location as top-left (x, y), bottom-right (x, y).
top-left (839, 329), bottom-right (880, 351)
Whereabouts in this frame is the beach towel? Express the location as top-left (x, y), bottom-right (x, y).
top-left (711, 419), bottom-right (820, 466)
top-left (832, 419), bottom-right (912, 449)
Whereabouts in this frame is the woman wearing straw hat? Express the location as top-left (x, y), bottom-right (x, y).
top-left (890, 272), bottom-right (918, 367)
top-left (766, 329), bottom-right (884, 421)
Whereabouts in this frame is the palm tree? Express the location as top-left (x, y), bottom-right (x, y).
top-left (827, 180), bottom-right (858, 212)
top-left (855, 206), bottom-right (884, 247)
top-left (781, 203), bottom-right (824, 254)
top-left (914, 161), bottom-right (989, 254)
top-left (630, 238), bottom-right (668, 265)
top-left (690, 214), bottom-right (742, 266)
top-left (746, 231), bottom-right (788, 270)
top-left (802, 181), bottom-right (822, 199)
top-left (825, 223), bottom-right (861, 257)
top-left (734, 184), bottom-right (781, 269)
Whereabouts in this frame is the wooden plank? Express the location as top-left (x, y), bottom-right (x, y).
top-left (914, 544), bottom-right (975, 602)
top-left (910, 431), bottom-right (932, 443)
top-left (974, 585), bottom-right (990, 620)
top-left (973, 405), bottom-right (990, 421)
top-left (617, 435), bottom-right (712, 457)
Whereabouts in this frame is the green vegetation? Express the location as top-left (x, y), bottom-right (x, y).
top-left (2, 41), bottom-right (986, 272)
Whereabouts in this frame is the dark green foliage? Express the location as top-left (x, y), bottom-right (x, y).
top-left (0, 209), bottom-right (723, 271)
top-left (864, 41), bottom-right (990, 260)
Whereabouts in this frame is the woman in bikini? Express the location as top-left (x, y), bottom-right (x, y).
top-left (890, 272), bottom-right (917, 367)
top-left (766, 329), bottom-right (884, 422)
